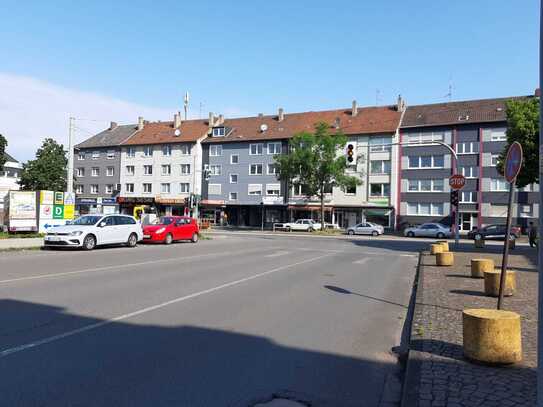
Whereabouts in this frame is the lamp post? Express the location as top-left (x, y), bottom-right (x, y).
top-left (260, 201), bottom-right (265, 231)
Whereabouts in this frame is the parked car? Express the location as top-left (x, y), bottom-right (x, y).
top-left (276, 219), bottom-right (322, 232)
top-left (467, 224), bottom-right (520, 241)
top-left (44, 214), bottom-right (143, 250)
top-left (143, 216), bottom-right (199, 244)
top-left (404, 223), bottom-right (452, 238)
top-left (346, 222), bottom-right (384, 236)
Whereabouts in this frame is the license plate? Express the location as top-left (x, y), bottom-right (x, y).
top-left (46, 236), bottom-right (60, 241)
top-left (143, 235), bottom-right (151, 239)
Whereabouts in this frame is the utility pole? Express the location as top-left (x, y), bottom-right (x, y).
top-left (67, 117), bottom-right (75, 193)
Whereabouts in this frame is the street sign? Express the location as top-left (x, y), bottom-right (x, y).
top-left (449, 174), bottom-right (466, 190)
top-left (504, 141), bottom-right (523, 183)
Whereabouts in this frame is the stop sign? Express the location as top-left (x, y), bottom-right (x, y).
top-left (449, 174), bottom-right (466, 190)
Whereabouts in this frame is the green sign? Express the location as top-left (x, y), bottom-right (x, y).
top-left (53, 205), bottom-right (64, 219)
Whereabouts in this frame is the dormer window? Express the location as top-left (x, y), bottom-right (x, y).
top-left (212, 127), bottom-right (225, 137)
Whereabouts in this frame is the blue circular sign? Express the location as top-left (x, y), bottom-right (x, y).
top-left (505, 141), bottom-right (523, 183)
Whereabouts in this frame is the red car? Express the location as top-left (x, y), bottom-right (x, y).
top-left (143, 216), bottom-right (199, 244)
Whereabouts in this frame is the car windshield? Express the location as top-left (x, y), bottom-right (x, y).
top-left (72, 215), bottom-right (102, 226)
top-left (155, 217), bottom-right (175, 225)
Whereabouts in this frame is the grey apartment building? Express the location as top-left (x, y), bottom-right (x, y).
top-left (74, 122), bottom-right (137, 215)
top-left (397, 95), bottom-right (539, 232)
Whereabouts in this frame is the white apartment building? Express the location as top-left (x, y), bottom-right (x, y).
top-left (0, 152), bottom-right (22, 222)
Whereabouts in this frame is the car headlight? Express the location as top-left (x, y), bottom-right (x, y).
top-left (70, 231), bottom-right (83, 236)
top-left (156, 227), bottom-right (166, 234)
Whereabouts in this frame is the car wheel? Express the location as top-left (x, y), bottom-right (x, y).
top-left (348, 230), bottom-right (355, 236)
top-left (436, 232), bottom-right (445, 239)
top-left (308, 227), bottom-right (314, 232)
top-left (191, 233), bottom-right (199, 243)
top-left (285, 227), bottom-right (291, 232)
top-left (372, 231), bottom-right (378, 236)
top-left (127, 233), bottom-right (138, 248)
top-left (83, 234), bottom-right (96, 251)
top-left (164, 233), bottom-right (173, 245)
top-left (407, 231), bottom-right (415, 238)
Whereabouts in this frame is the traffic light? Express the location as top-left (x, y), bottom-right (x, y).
top-left (346, 144), bottom-right (354, 163)
top-left (450, 190), bottom-right (459, 207)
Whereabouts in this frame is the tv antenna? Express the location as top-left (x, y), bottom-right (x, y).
top-left (375, 89), bottom-right (382, 106)
top-left (183, 91), bottom-right (190, 120)
top-left (444, 77), bottom-right (453, 101)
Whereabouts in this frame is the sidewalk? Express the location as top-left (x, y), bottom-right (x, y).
top-left (0, 238), bottom-right (43, 250)
top-left (402, 247), bottom-right (537, 406)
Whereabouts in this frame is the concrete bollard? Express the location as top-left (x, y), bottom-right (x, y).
top-left (470, 258), bottom-right (494, 278)
top-left (463, 308), bottom-right (522, 364)
top-left (430, 244), bottom-right (444, 255)
top-left (436, 251), bottom-right (454, 266)
top-left (483, 269), bottom-right (517, 297)
top-left (436, 240), bottom-right (449, 252)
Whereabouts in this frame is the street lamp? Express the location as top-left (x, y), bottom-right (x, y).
top-left (260, 201), bottom-right (264, 231)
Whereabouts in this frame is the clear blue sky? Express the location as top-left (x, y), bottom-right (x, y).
top-left (1, 0), bottom-right (540, 116)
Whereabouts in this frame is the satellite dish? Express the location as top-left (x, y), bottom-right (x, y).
top-left (174, 129), bottom-right (181, 136)
top-left (260, 123), bottom-right (268, 132)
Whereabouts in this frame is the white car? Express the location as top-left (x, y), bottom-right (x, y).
top-left (346, 222), bottom-right (384, 236)
top-left (44, 214), bottom-right (143, 250)
top-left (404, 223), bottom-right (452, 238)
top-left (279, 219), bottom-right (322, 232)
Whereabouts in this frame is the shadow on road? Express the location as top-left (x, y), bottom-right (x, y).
top-left (324, 285), bottom-right (408, 309)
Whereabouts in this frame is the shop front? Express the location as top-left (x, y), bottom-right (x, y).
top-left (117, 197), bottom-right (156, 216)
top-left (155, 197), bottom-right (188, 216)
top-left (75, 197), bottom-right (120, 216)
top-left (334, 206), bottom-right (394, 229)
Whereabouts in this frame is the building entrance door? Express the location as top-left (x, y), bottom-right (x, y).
top-left (459, 212), bottom-right (477, 232)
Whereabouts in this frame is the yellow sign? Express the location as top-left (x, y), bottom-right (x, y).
top-left (40, 190), bottom-right (54, 205)
top-left (63, 204), bottom-right (75, 220)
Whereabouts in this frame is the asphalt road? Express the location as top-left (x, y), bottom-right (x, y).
top-left (0, 234), bottom-right (420, 407)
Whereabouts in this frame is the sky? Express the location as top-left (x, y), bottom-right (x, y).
top-left (0, 0), bottom-right (539, 161)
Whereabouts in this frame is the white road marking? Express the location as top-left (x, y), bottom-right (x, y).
top-left (0, 247), bottom-right (281, 285)
top-left (353, 258), bottom-right (369, 265)
top-left (0, 253), bottom-right (334, 358)
top-left (264, 251), bottom-right (290, 257)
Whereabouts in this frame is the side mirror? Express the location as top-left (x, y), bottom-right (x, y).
top-left (98, 222), bottom-right (106, 228)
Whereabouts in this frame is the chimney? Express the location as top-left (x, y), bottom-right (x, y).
top-left (278, 108), bottom-right (284, 122)
top-left (137, 116), bottom-right (144, 131)
top-left (334, 117), bottom-right (341, 129)
top-left (173, 112), bottom-right (181, 128)
top-left (535, 88), bottom-right (541, 97)
top-left (352, 100), bottom-right (358, 117)
top-left (208, 112), bottom-right (215, 128)
top-left (258, 113), bottom-right (264, 118)
top-left (397, 95), bottom-right (406, 112)
top-left (109, 121), bottom-right (118, 130)
top-left (217, 114), bottom-right (224, 125)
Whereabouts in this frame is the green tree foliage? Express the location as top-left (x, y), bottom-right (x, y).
top-left (275, 122), bottom-right (362, 230)
top-left (19, 138), bottom-right (68, 191)
top-left (0, 134), bottom-right (7, 171)
top-left (497, 98), bottom-right (539, 188)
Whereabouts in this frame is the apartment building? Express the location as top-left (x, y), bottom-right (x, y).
top-left (118, 115), bottom-right (209, 216)
top-left (74, 122), bottom-right (137, 214)
top-left (0, 152), bottom-right (22, 223)
top-left (398, 95), bottom-right (538, 232)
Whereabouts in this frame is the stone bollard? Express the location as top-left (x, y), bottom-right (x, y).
top-left (470, 258), bottom-right (494, 278)
top-left (463, 308), bottom-right (522, 364)
top-left (436, 251), bottom-right (454, 266)
top-left (436, 240), bottom-right (449, 252)
top-left (483, 269), bottom-right (516, 297)
top-left (430, 243), bottom-right (444, 255)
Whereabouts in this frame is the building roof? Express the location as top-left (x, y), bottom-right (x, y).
top-left (75, 124), bottom-right (138, 149)
top-left (121, 119), bottom-right (209, 146)
top-left (401, 96), bottom-right (532, 128)
top-left (202, 105), bottom-right (402, 144)
top-left (3, 152), bottom-right (18, 163)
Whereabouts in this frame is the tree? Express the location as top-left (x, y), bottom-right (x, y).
top-left (19, 138), bottom-right (68, 191)
top-left (275, 122), bottom-right (362, 230)
top-left (496, 98), bottom-right (539, 188)
top-left (0, 134), bottom-right (7, 171)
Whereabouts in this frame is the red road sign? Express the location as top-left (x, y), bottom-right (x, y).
top-left (449, 174), bottom-right (466, 190)
top-left (504, 141), bottom-right (523, 183)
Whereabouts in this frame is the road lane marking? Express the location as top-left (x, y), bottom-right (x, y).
top-left (353, 258), bottom-right (369, 265)
top-left (264, 251), bottom-right (290, 257)
top-left (0, 253), bottom-right (334, 358)
top-left (0, 247), bottom-right (283, 285)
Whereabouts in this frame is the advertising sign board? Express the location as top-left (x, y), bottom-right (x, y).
top-left (53, 205), bottom-right (64, 219)
top-left (54, 192), bottom-right (64, 205)
top-left (40, 190), bottom-right (54, 205)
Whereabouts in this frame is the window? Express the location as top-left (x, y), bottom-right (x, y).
top-left (92, 151), bottom-right (100, 159)
top-left (249, 143), bottom-right (263, 155)
top-left (90, 184), bottom-right (99, 194)
top-left (344, 185), bottom-right (357, 195)
top-left (407, 179), bottom-right (444, 192)
top-left (461, 191), bottom-right (477, 203)
top-left (106, 167), bottom-right (114, 176)
top-left (126, 165), bottom-right (135, 176)
top-left (161, 164), bottom-right (171, 176)
top-left (208, 184), bottom-right (221, 195)
top-left (520, 205), bottom-right (532, 218)
top-left (162, 145), bottom-right (172, 156)
top-left (248, 184), bottom-right (262, 195)
top-left (490, 178), bottom-right (509, 191)
top-left (210, 165), bottom-right (221, 176)
top-left (76, 168), bottom-right (85, 177)
top-left (520, 184), bottom-right (535, 192)
top-left (125, 183), bottom-right (134, 193)
top-left (267, 164), bottom-right (278, 175)
top-left (179, 145), bottom-right (191, 155)
top-left (212, 127), bottom-right (225, 137)
top-left (143, 146), bottom-right (153, 157)
top-left (180, 164), bottom-right (191, 175)
top-left (460, 166), bottom-right (478, 178)
top-left (75, 185), bottom-right (84, 194)
top-left (250, 164), bottom-right (263, 175)
top-left (105, 184), bottom-right (114, 194)
top-left (210, 145), bottom-right (222, 156)
top-left (229, 174), bottom-right (238, 183)
top-left (180, 183), bottom-right (190, 193)
top-left (407, 202), bottom-right (444, 216)
top-left (107, 150), bottom-right (115, 159)
top-left (268, 142), bottom-right (282, 155)
top-left (161, 183), bottom-right (171, 194)
top-left (407, 132), bottom-right (446, 143)
top-left (456, 142), bottom-right (479, 154)
top-left (370, 160), bottom-right (391, 174)
top-left (91, 167), bottom-right (99, 177)
top-left (369, 136), bottom-right (392, 152)
top-left (408, 155), bottom-right (444, 169)
top-left (77, 152), bottom-right (85, 160)
top-left (230, 154), bottom-right (239, 164)
top-left (144, 165), bottom-right (153, 175)
top-left (143, 183), bottom-right (152, 193)
top-left (491, 154), bottom-right (500, 166)
top-left (266, 184), bottom-right (281, 196)
top-left (370, 183), bottom-right (390, 197)
top-left (229, 192), bottom-right (238, 200)
top-left (489, 128), bottom-right (507, 141)
top-left (127, 147), bottom-right (136, 158)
